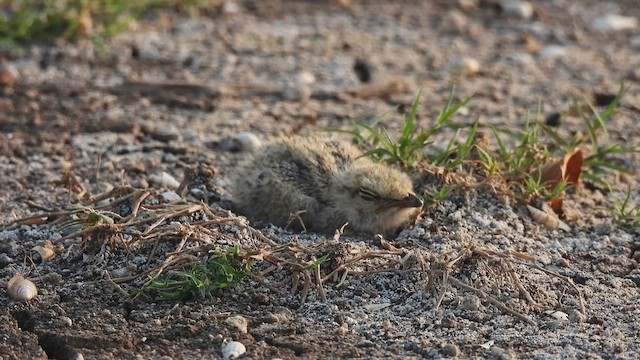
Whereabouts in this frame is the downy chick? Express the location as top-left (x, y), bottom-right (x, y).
top-left (230, 136), bottom-right (422, 235)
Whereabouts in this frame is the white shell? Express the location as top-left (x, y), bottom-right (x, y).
top-left (221, 341), bottom-right (246, 359)
top-left (7, 274), bottom-right (38, 301)
top-left (526, 205), bottom-right (571, 232)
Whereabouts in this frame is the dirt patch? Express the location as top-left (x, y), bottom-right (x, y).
top-left (1, 1), bottom-right (640, 359)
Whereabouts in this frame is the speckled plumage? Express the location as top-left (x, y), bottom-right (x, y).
top-left (230, 136), bottom-right (422, 235)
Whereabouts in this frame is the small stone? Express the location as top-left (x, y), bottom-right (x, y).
top-left (460, 295), bottom-right (482, 311)
top-left (296, 71), bottom-right (316, 86)
top-left (0, 253), bottom-right (15, 267)
top-left (225, 315), bottom-right (249, 334)
top-left (160, 191), bottom-right (182, 202)
top-left (445, 10), bottom-right (469, 31)
top-left (447, 57), bottom-right (480, 76)
top-left (282, 83), bottom-right (311, 102)
top-left (222, 1), bottom-right (241, 15)
top-left (538, 45), bottom-right (567, 60)
top-left (457, 0), bottom-right (478, 12)
top-left (0, 63), bottom-right (19, 87)
top-left (501, 1), bottom-right (534, 19)
top-left (545, 112), bottom-right (562, 127)
top-left (353, 59), bottom-right (373, 83)
top-left (149, 172), bottom-right (180, 190)
top-left (441, 343), bottom-right (461, 357)
top-left (221, 341), bottom-right (246, 359)
top-left (232, 132), bottom-right (262, 152)
top-left (568, 309), bottom-right (586, 323)
top-left (60, 316), bottom-right (73, 327)
top-left (491, 346), bottom-right (515, 360)
top-left (590, 14), bottom-right (637, 32)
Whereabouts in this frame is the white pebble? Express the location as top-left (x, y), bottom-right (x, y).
top-left (538, 45), bottom-right (567, 60)
top-left (590, 14), bottom-right (637, 32)
top-left (148, 172), bottom-right (181, 190)
top-left (221, 341), bottom-right (246, 359)
top-left (501, 1), bottom-right (533, 19)
top-left (222, 1), bottom-right (241, 15)
top-left (232, 132), bottom-right (262, 151)
top-left (295, 71), bottom-right (316, 86)
top-left (447, 57), bottom-right (480, 76)
top-left (545, 310), bottom-right (569, 321)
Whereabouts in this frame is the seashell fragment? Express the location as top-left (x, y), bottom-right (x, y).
top-left (221, 340), bottom-right (246, 359)
top-left (33, 245), bottom-right (56, 262)
top-left (527, 205), bottom-right (571, 232)
top-left (7, 273), bottom-right (38, 301)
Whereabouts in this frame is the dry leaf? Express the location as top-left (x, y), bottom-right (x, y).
top-left (539, 148), bottom-right (584, 211)
top-left (540, 148), bottom-right (584, 188)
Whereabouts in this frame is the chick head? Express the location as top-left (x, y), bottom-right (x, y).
top-left (330, 162), bottom-right (422, 235)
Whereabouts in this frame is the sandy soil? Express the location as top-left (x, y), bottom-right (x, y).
top-left (1, 1), bottom-right (640, 359)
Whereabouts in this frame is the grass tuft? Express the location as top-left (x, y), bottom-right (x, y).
top-left (146, 247), bottom-right (252, 300)
top-left (0, 0), bottom-right (208, 46)
top-left (612, 187), bottom-right (640, 228)
top-left (328, 90), bottom-right (472, 168)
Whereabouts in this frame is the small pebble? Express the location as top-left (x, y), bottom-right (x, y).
top-left (296, 71), bottom-right (316, 86)
top-left (353, 59), bottom-right (373, 83)
top-left (538, 45), bottom-right (567, 60)
top-left (222, 1), bottom-right (241, 15)
top-left (149, 172), bottom-right (181, 190)
top-left (545, 112), bottom-right (562, 127)
top-left (60, 316), bottom-right (73, 327)
top-left (501, 1), bottom-right (534, 19)
top-left (457, 0), bottom-right (478, 12)
top-left (590, 14), bottom-right (637, 32)
top-left (491, 346), bottom-right (515, 360)
top-left (441, 343), bottom-right (461, 357)
top-left (568, 309), bottom-right (586, 323)
top-left (0, 63), bottom-right (19, 87)
top-left (460, 295), bottom-right (482, 311)
top-left (160, 191), bottom-right (182, 202)
top-left (221, 341), bottom-right (246, 359)
top-left (225, 315), bottom-right (249, 334)
top-left (447, 57), bottom-right (480, 76)
top-left (282, 83), bottom-right (311, 102)
top-left (232, 132), bottom-right (262, 152)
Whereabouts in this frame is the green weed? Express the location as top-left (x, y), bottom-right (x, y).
top-left (0, 0), bottom-right (207, 46)
top-left (329, 90), bottom-right (472, 168)
top-left (147, 247), bottom-right (252, 300)
top-left (612, 187), bottom-right (640, 228)
top-left (540, 84), bottom-right (637, 185)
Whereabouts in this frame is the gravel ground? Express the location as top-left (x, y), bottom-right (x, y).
top-left (1, 1), bottom-right (640, 359)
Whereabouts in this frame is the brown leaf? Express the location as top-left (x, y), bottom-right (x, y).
top-left (539, 148), bottom-right (584, 211)
top-left (540, 148), bottom-right (584, 189)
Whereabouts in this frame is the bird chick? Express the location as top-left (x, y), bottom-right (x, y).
top-left (230, 136), bottom-right (422, 235)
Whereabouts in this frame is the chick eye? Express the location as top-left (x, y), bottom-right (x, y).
top-left (358, 187), bottom-right (380, 201)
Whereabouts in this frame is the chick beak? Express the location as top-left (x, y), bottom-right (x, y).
top-left (376, 193), bottom-right (423, 213)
